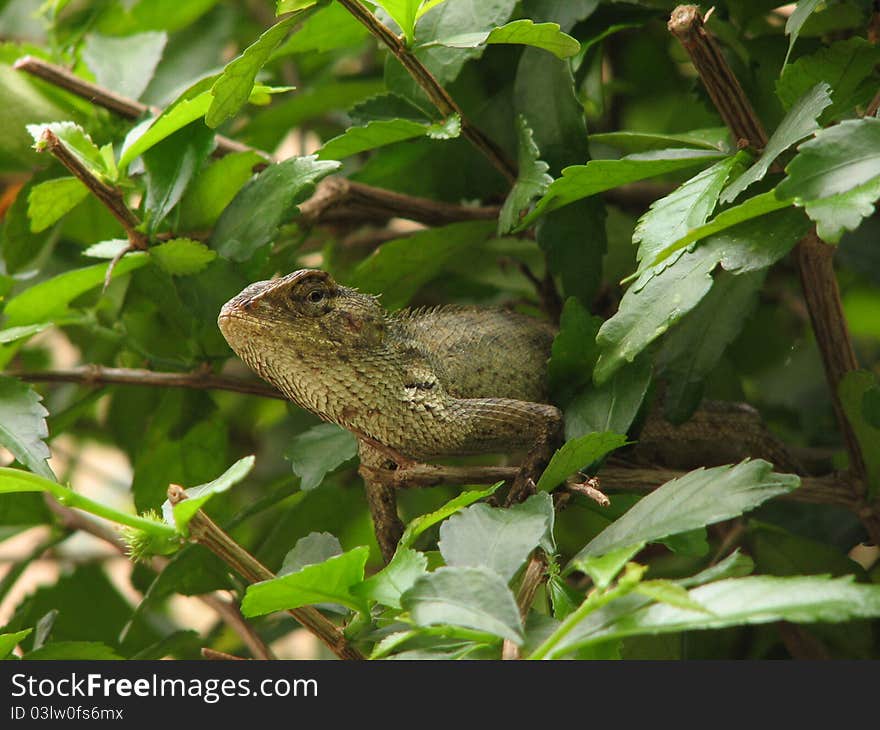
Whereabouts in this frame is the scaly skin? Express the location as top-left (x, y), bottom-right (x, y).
top-left (218, 269), bottom-right (562, 561)
top-left (218, 269), bottom-right (562, 462)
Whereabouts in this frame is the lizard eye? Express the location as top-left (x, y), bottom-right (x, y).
top-left (307, 289), bottom-right (325, 304)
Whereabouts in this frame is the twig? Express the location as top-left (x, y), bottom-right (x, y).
top-left (201, 648), bottom-right (248, 660)
top-left (565, 475), bottom-right (609, 507)
top-left (299, 176), bottom-right (500, 227)
top-left (668, 6), bottom-right (768, 150)
top-left (865, 87), bottom-right (880, 118)
top-left (35, 128), bottom-right (147, 250)
top-left (502, 551), bottom-right (548, 660)
top-left (14, 56), bottom-right (264, 161)
top-left (508, 260), bottom-right (562, 323)
top-left (335, 0), bottom-right (516, 182)
top-left (14, 366), bottom-right (285, 399)
top-left (168, 485), bottom-right (366, 660)
top-left (15, 56), bottom-right (503, 231)
top-left (357, 440), bottom-right (405, 564)
top-left (667, 4), bottom-right (878, 543)
top-left (43, 495), bottom-right (275, 660)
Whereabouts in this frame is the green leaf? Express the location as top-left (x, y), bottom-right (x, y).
top-left (657, 269), bottom-right (765, 422)
top-left (0, 324), bottom-right (52, 345)
top-left (375, 0), bottom-right (422, 44)
top-left (28, 122), bottom-right (116, 182)
top-left (802, 177), bottom-right (880, 244)
top-left (130, 630), bottom-right (201, 660)
top-left (27, 177), bottom-right (88, 233)
top-left (353, 546), bottom-right (428, 609)
top-left (163, 455), bottom-right (254, 532)
top-left (241, 546), bottom-right (369, 616)
top-left (277, 532), bottom-right (348, 612)
top-left (177, 151), bottom-right (263, 230)
top-left (118, 85), bottom-right (280, 169)
top-left (634, 156), bottom-right (740, 268)
top-left (284, 423), bottom-right (358, 492)
top-left (150, 238), bottom-right (217, 276)
top-left (317, 115), bottom-right (460, 160)
top-left (400, 566), bottom-right (524, 644)
top-left (211, 155), bottom-right (340, 261)
top-left (546, 297), bottom-right (601, 404)
top-left (570, 543), bottom-right (645, 589)
top-left (596, 246), bottom-right (715, 385)
top-left (721, 82), bottom-right (832, 204)
top-left (564, 355), bottom-right (652, 440)
top-left (83, 239), bottom-right (129, 259)
top-left (546, 574), bottom-right (880, 658)
top-left (635, 580), bottom-right (711, 614)
top-left (0, 376), bottom-right (54, 481)
top-left (348, 220), bottom-right (495, 309)
top-left (777, 38), bottom-right (880, 123)
top-left (678, 549), bottom-right (755, 587)
top-left (571, 460), bottom-right (799, 563)
top-left (547, 574), bottom-right (582, 620)
top-left (498, 115), bottom-right (552, 235)
top-left (590, 129), bottom-right (730, 154)
top-left (279, 532), bottom-right (342, 575)
top-left (783, 0), bottom-right (822, 66)
top-left (0, 629), bottom-right (32, 660)
top-left (398, 482), bottom-right (503, 549)
top-left (82, 31), bottom-right (167, 100)
top-left (391, 0), bottom-right (519, 89)
top-left (142, 123), bottom-right (215, 233)
top-left (3, 254), bottom-right (149, 327)
top-left (24, 641), bottom-right (124, 660)
top-left (777, 118), bottom-right (880, 243)
top-left (206, 14), bottom-right (300, 128)
top-left (635, 191), bottom-right (796, 276)
top-left (428, 19), bottom-right (580, 59)
top-left (274, 3), bottom-right (368, 54)
top-left (119, 90), bottom-right (212, 169)
top-left (515, 48), bottom-right (606, 305)
top-left (277, 0), bottom-right (318, 12)
top-left (839, 371), bottom-right (880, 497)
top-left (536, 432), bottom-right (627, 492)
top-left (523, 149), bottom-right (725, 227)
top-left (438, 493), bottom-right (553, 581)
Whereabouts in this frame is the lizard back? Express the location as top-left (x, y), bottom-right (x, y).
top-left (390, 306), bottom-right (555, 402)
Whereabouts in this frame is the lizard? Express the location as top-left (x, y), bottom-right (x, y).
top-left (217, 268), bottom-right (563, 560)
top-left (217, 269), bottom-right (813, 561)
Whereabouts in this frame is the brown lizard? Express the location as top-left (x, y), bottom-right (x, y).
top-left (218, 269), bottom-right (562, 559)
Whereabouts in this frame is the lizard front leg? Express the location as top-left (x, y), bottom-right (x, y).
top-left (357, 438), bottom-right (406, 563)
top-left (441, 397), bottom-right (563, 506)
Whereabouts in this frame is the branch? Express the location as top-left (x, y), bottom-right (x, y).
top-left (299, 176), bottom-right (500, 227)
top-left (14, 366), bottom-right (285, 400)
top-left (361, 459), bottom-right (856, 508)
top-left (335, 0), bottom-right (516, 182)
top-left (14, 56), bottom-right (265, 161)
top-left (667, 6), bottom-right (768, 150)
top-left (15, 57), bottom-right (502, 232)
top-left (35, 128), bottom-right (147, 250)
top-left (167, 485), bottom-right (366, 660)
top-left (502, 551), bottom-right (547, 660)
top-left (667, 4), bottom-right (876, 542)
top-left (43, 495), bottom-right (275, 660)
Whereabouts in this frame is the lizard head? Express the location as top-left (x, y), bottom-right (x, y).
top-left (218, 269), bottom-right (387, 387)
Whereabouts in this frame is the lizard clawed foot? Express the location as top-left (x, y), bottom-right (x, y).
top-left (564, 474), bottom-right (610, 507)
